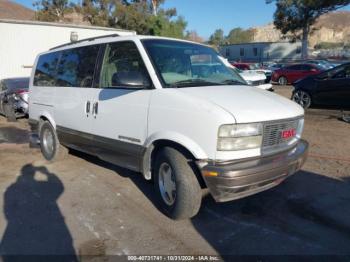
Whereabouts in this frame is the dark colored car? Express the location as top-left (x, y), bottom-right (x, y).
top-left (291, 63), bottom-right (350, 111)
top-left (272, 64), bottom-right (323, 85)
top-left (0, 77), bottom-right (30, 119)
top-left (305, 59), bottom-right (335, 70)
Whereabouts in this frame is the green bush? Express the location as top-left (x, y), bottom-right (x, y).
top-left (314, 42), bottom-right (345, 49)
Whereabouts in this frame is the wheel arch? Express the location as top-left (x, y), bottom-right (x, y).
top-left (38, 113), bottom-right (56, 130)
top-left (142, 136), bottom-right (207, 187)
top-left (292, 88), bottom-right (313, 108)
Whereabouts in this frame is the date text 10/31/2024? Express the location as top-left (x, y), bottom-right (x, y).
top-left (127, 255), bottom-right (220, 261)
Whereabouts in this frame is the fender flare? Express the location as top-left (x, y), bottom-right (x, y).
top-left (38, 111), bottom-right (56, 129)
top-left (142, 131), bottom-right (208, 180)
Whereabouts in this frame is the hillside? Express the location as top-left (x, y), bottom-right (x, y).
top-left (0, 0), bottom-right (34, 20)
top-left (252, 11), bottom-right (350, 48)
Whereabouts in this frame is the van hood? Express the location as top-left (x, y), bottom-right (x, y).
top-left (177, 85), bottom-right (304, 123)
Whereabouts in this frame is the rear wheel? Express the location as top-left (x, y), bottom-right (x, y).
top-left (4, 103), bottom-right (17, 122)
top-left (154, 147), bottom-right (202, 220)
top-left (39, 121), bottom-right (68, 162)
top-left (292, 90), bottom-right (312, 109)
top-left (278, 76), bottom-right (288, 85)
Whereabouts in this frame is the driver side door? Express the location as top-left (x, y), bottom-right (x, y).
top-left (89, 41), bottom-right (153, 172)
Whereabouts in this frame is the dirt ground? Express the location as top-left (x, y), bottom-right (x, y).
top-left (0, 85), bottom-right (349, 259)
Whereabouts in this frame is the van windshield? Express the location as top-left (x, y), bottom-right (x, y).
top-left (142, 39), bottom-right (246, 88)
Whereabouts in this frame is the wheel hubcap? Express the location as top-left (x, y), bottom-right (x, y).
top-left (293, 91), bottom-right (310, 108)
top-left (342, 112), bottom-right (350, 123)
top-left (279, 77), bottom-right (286, 85)
top-left (158, 163), bottom-right (176, 206)
top-left (42, 128), bottom-right (54, 155)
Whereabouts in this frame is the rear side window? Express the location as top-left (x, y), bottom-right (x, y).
top-left (34, 52), bottom-right (60, 86)
top-left (56, 45), bottom-right (100, 87)
top-left (3, 79), bottom-right (29, 90)
top-left (300, 65), bottom-right (312, 71)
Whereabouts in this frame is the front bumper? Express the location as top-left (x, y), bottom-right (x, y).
top-left (200, 140), bottom-right (308, 202)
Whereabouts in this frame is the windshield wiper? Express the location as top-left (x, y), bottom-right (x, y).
top-left (221, 79), bottom-right (246, 85)
top-left (167, 79), bottom-right (220, 88)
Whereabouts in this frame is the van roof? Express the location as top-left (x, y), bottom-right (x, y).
top-left (44, 34), bottom-right (210, 54)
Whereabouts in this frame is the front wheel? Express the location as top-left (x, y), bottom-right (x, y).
top-left (154, 147), bottom-right (202, 220)
top-left (292, 90), bottom-right (312, 109)
top-left (39, 121), bottom-right (68, 162)
top-left (278, 76), bottom-right (288, 85)
top-left (342, 111), bottom-right (350, 123)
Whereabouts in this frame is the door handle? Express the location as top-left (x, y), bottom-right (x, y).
top-left (86, 101), bottom-right (91, 116)
top-left (93, 102), bottom-right (98, 117)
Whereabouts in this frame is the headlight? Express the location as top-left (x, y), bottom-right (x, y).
top-left (217, 123), bottom-right (263, 151)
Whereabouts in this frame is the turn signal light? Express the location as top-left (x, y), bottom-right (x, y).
top-left (202, 171), bottom-right (219, 177)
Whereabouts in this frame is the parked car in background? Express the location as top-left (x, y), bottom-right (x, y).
top-left (239, 69), bottom-right (274, 91)
top-left (0, 77), bottom-right (29, 119)
top-left (292, 63), bottom-right (350, 112)
top-left (218, 57), bottom-right (273, 91)
top-left (232, 62), bottom-right (272, 83)
top-left (266, 63), bottom-right (285, 71)
top-left (272, 64), bottom-right (323, 85)
top-left (29, 35), bottom-right (308, 219)
top-left (305, 59), bottom-right (335, 70)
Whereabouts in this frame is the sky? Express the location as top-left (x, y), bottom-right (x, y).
top-left (13, 0), bottom-right (350, 39)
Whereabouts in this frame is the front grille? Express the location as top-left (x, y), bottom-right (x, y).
top-left (262, 118), bottom-right (300, 155)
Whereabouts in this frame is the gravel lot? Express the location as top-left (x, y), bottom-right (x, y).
top-left (0, 85), bottom-right (349, 259)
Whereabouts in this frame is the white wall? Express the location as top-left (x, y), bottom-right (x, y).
top-left (0, 21), bottom-right (135, 79)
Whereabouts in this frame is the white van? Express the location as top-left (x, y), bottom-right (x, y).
top-left (29, 35), bottom-right (308, 219)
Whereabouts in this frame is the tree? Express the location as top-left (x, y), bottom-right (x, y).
top-left (34, 0), bottom-right (188, 38)
top-left (267, 0), bottom-right (350, 59)
top-left (113, 1), bottom-right (187, 37)
top-left (34, 0), bottom-right (73, 22)
top-left (79, 0), bottom-right (115, 27)
top-left (151, 0), bottom-right (165, 15)
top-left (185, 30), bottom-right (204, 43)
top-left (226, 27), bottom-right (255, 44)
top-left (208, 29), bottom-right (225, 46)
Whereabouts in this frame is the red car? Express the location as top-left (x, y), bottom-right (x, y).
top-left (232, 62), bottom-right (251, 71)
top-left (272, 64), bottom-right (323, 85)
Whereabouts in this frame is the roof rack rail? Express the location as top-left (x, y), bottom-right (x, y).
top-left (50, 33), bottom-right (120, 50)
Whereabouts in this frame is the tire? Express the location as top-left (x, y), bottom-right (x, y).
top-left (39, 121), bottom-right (68, 162)
top-left (3, 103), bottom-right (17, 122)
top-left (342, 111), bottom-right (350, 123)
top-left (292, 90), bottom-right (312, 109)
top-left (154, 147), bottom-right (202, 220)
top-left (278, 76), bottom-right (288, 85)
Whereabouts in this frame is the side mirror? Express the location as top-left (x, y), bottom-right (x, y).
top-left (112, 71), bottom-right (151, 88)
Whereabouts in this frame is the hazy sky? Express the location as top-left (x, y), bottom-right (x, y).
top-left (14, 0), bottom-right (350, 38)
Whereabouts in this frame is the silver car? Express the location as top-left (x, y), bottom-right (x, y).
top-left (0, 77), bottom-right (30, 119)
